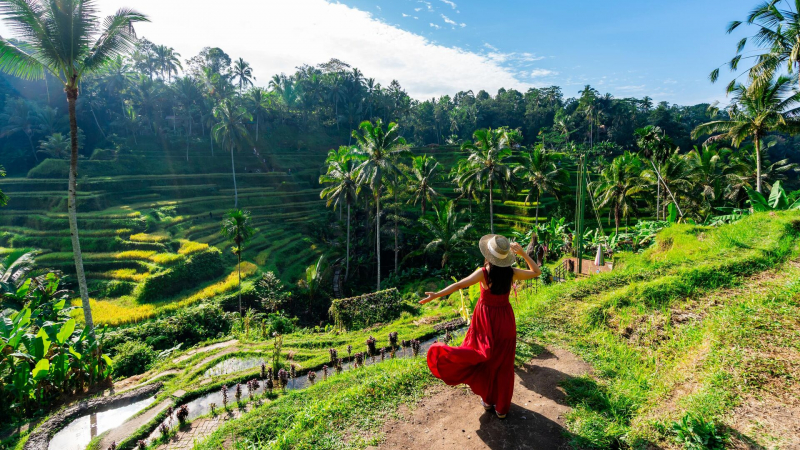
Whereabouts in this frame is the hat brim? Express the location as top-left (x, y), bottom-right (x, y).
top-left (479, 234), bottom-right (517, 267)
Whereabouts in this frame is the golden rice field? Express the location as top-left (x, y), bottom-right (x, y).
top-left (72, 262), bottom-right (258, 326)
top-left (129, 232), bottom-right (170, 243)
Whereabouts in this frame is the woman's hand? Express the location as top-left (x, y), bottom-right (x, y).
top-left (419, 292), bottom-right (438, 304)
top-left (510, 242), bottom-right (526, 256)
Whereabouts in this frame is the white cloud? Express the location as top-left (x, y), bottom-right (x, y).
top-left (414, 7), bottom-right (422, 11)
top-left (484, 43), bottom-right (499, 51)
top-left (460, 22), bottom-right (466, 27)
top-left (419, 1), bottom-right (433, 11)
top-left (440, 0), bottom-right (457, 8)
top-left (664, 78), bottom-right (678, 84)
top-left (530, 69), bottom-right (558, 77)
top-left (376, 5), bottom-right (381, 10)
top-left (616, 85), bottom-right (647, 92)
top-left (20, 0), bottom-right (531, 99)
top-left (430, 23), bottom-right (441, 29)
top-left (402, 13), bottom-right (410, 17)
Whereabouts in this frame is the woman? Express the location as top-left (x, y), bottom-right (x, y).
top-left (419, 234), bottom-right (541, 419)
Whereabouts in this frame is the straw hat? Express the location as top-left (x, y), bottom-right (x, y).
top-left (479, 234), bottom-right (517, 267)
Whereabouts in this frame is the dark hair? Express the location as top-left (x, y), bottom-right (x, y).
top-left (484, 261), bottom-right (513, 295)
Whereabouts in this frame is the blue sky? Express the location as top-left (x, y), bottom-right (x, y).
top-left (340, 0), bottom-right (757, 105)
top-left (0, 0), bottom-right (761, 105)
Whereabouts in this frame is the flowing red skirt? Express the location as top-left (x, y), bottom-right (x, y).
top-left (427, 285), bottom-right (516, 415)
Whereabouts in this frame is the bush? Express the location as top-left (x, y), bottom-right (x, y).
top-left (329, 288), bottom-right (403, 330)
top-left (264, 312), bottom-right (296, 335)
top-left (113, 341), bottom-right (157, 378)
top-left (672, 413), bottom-right (727, 450)
top-left (136, 248), bottom-right (225, 302)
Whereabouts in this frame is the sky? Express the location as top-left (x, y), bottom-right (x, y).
top-left (0, 0), bottom-right (762, 105)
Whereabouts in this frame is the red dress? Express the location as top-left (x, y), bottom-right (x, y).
top-left (427, 268), bottom-right (517, 415)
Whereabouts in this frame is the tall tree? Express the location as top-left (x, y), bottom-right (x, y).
top-left (221, 209), bottom-right (253, 315)
top-left (459, 128), bottom-right (516, 234)
top-left (212, 100), bottom-right (252, 207)
top-left (0, 0), bottom-right (147, 330)
top-left (0, 99), bottom-right (39, 162)
top-left (420, 200), bottom-right (472, 268)
top-left (692, 75), bottom-right (800, 193)
top-left (320, 146), bottom-right (362, 281)
top-left (232, 57), bottom-right (254, 96)
top-left (246, 87), bottom-right (270, 141)
top-left (592, 152), bottom-right (645, 235)
top-left (634, 125), bottom-right (675, 219)
top-left (407, 155), bottom-right (440, 215)
top-left (353, 119), bottom-right (408, 290)
top-left (514, 145), bottom-right (568, 224)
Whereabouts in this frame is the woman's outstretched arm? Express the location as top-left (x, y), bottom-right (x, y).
top-left (510, 242), bottom-right (542, 281)
top-left (419, 269), bottom-right (483, 304)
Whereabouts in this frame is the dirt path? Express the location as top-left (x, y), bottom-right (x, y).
top-left (370, 347), bottom-right (591, 450)
top-left (173, 340), bottom-right (238, 363)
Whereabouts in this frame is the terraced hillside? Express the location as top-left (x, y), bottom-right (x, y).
top-left (0, 143), bottom-right (331, 326)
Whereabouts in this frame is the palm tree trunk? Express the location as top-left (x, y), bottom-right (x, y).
top-left (489, 179), bottom-right (494, 234)
top-left (535, 191), bottom-right (540, 224)
top-left (656, 178), bottom-right (661, 221)
top-left (27, 134), bottom-right (39, 163)
top-left (754, 133), bottom-right (762, 194)
top-left (186, 117), bottom-right (192, 162)
top-left (67, 86), bottom-right (94, 333)
top-left (89, 101), bottom-right (106, 139)
top-left (346, 203), bottom-right (351, 281)
top-left (238, 253), bottom-right (242, 315)
top-left (210, 134), bottom-right (214, 156)
top-left (256, 116), bottom-right (259, 142)
top-left (230, 145), bottom-right (238, 208)
top-left (614, 205), bottom-right (620, 236)
top-left (376, 190), bottom-right (381, 291)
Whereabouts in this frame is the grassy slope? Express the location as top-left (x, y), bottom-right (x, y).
top-left (176, 212), bottom-right (799, 449)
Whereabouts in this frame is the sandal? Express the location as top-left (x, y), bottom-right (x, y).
top-left (480, 399), bottom-right (493, 411)
top-left (495, 411), bottom-right (507, 420)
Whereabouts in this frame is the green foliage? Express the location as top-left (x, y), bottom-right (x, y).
top-left (672, 413), bottom-right (728, 450)
top-left (254, 271), bottom-right (290, 312)
top-left (136, 248), bottom-right (224, 302)
top-left (329, 288), bottom-right (403, 330)
top-left (112, 340), bottom-right (156, 378)
top-left (0, 165), bottom-right (7, 207)
top-left (745, 180), bottom-right (800, 211)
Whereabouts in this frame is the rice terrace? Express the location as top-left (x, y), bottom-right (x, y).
top-left (1, 0), bottom-right (799, 449)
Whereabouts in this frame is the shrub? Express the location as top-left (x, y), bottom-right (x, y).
top-left (329, 288), bottom-right (404, 330)
top-left (136, 248), bottom-right (224, 302)
top-left (672, 413), bottom-right (727, 450)
top-left (112, 341), bottom-right (156, 378)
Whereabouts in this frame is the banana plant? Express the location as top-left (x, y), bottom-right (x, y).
top-left (745, 181), bottom-right (800, 211)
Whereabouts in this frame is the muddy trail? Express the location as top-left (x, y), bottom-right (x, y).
top-left (369, 347), bottom-right (591, 450)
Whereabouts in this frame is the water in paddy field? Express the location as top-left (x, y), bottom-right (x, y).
top-left (203, 357), bottom-right (264, 378)
top-left (49, 329), bottom-right (464, 449)
top-left (47, 395), bottom-right (156, 450)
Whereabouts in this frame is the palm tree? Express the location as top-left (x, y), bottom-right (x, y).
top-left (592, 152), bottom-right (645, 235)
top-left (232, 58), bottom-right (254, 96)
top-left (221, 209), bottom-right (254, 315)
top-left (173, 77), bottom-right (201, 161)
top-left (154, 45), bottom-right (181, 81)
top-left (459, 128), bottom-right (516, 234)
top-left (712, 0), bottom-right (800, 90)
top-left (514, 145), bottom-right (568, 224)
top-left (420, 200), bottom-right (472, 268)
top-left (246, 87), bottom-right (270, 141)
top-left (320, 147), bottom-right (362, 280)
top-left (407, 155), bottom-right (440, 215)
top-left (0, 98), bottom-right (40, 163)
top-left (634, 125), bottom-right (676, 219)
top-left (641, 149), bottom-right (694, 219)
top-left (692, 75), bottom-right (800, 193)
top-left (38, 133), bottom-right (71, 159)
top-left (212, 100), bottom-right (252, 207)
top-left (352, 119), bottom-right (409, 290)
top-left (684, 145), bottom-right (740, 213)
top-left (0, 0), bottom-right (147, 330)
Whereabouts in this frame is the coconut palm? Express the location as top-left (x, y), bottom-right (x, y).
top-left (420, 200), bottom-right (472, 268)
top-left (221, 209), bottom-right (254, 314)
top-left (320, 146), bottom-right (362, 280)
top-left (38, 133), bottom-right (71, 159)
top-left (154, 45), bottom-right (181, 81)
top-left (634, 125), bottom-right (676, 219)
top-left (212, 100), bottom-right (252, 207)
top-left (514, 145), bottom-right (568, 224)
top-left (684, 146), bottom-right (741, 213)
top-left (352, 119), bottom-right (409, 290)
top-left (712, 0), bottom-right (800, 90)
top-left (232, 57), bottom-right (254, 96)
top-left (592, 152), bottom-right (645, 235)
top-left (246, 87), bottom-right (270, 141)
top-left (407, 155), bottom-right (440, 215)
top-left (459, 128), bottom-right (516, 234)
top-left (692, 75), bottom-right (800, 193)
top-left (0, 0), bottom-right (147, 330)
top-left (641, 149), bottom-right (694, 218)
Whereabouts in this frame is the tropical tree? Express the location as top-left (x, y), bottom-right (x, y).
top-left (592, 152), bottom-right (645, 234)
top-left (212, 100), bottom-right (252, 207)
top-left (352, 119), bottom-right (409, 290)
top-left (514, 145), bottom-right (568, 223)
top-left (0, 98), bottom-right (39, 162)
top-left (420, 200), bottom-right (472, 268)
top-left (154, 45), bottom-right (181, 81)
top-left (459, 128), bottom-right (516, 234)
top-left (0, 165), bottom-right (6, 207)
top-left (407, 155), bottom-right (440, 215)
top-left (712, 0), bottom-right (800, 90)
top-left (320, 146), bottom-right (362, 280)
top-left (635, 125), bottom-right (677, 219)
top-left (221, 209), bottom-right (254, 314)
top-left (692, 75), bottom-right (800, 193)
top-left (0, 0), bottom-right (147, 331)
top-left (684, 145), bottom-right (741, 214)
top-left (0, 249), bottom-right (35, 296)
top-left (246, 87), bottom-right (270, 141)
top-left (745, 180), bottom-right (800, 211)
top-left (232, 57), bottom-right (254, 96)
top-left (38, 133), bottom-right (74, 159)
